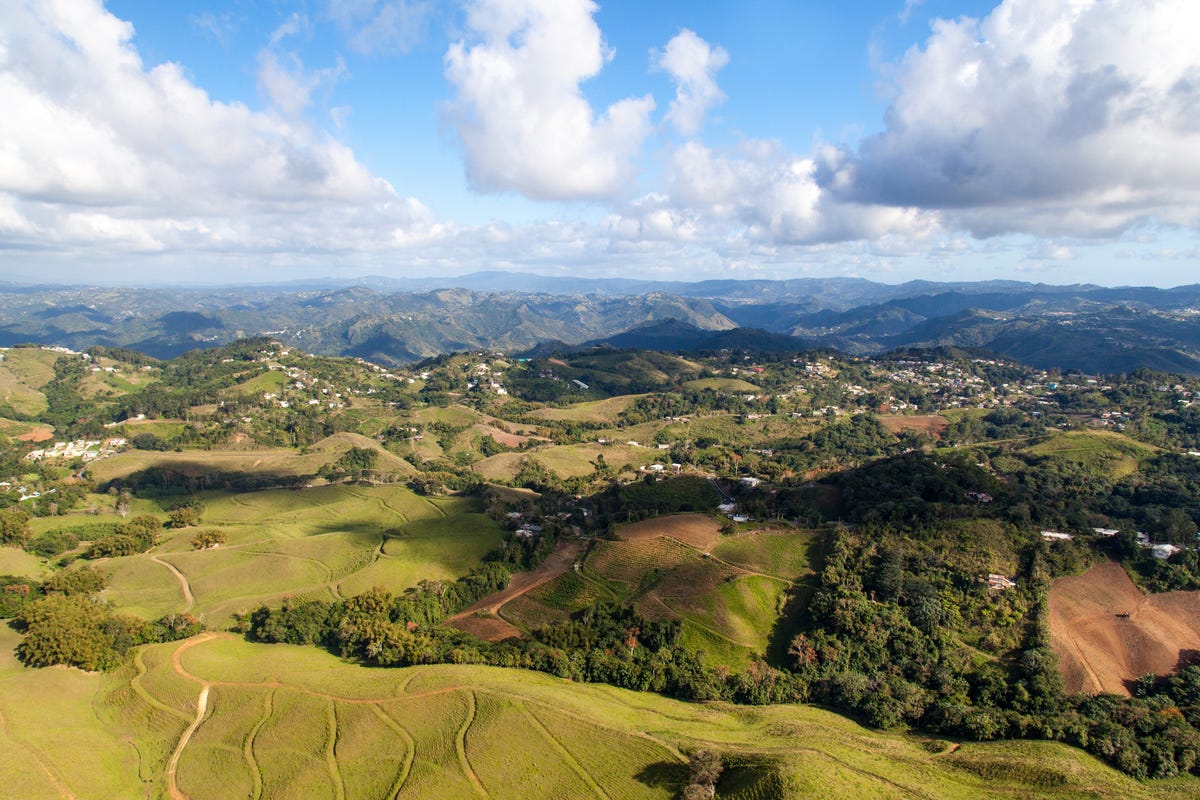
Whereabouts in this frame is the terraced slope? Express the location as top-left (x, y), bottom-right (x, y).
top-left (2, 630), bottom-right (1195, 799)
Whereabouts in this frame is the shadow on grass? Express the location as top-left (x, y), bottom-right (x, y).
top-left (764, 528), bottom-right (832, 667)
top-left (634, 761), bottom-right (688, 792)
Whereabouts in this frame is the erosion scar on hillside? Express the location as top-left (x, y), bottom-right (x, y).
top-left (447, 540), bottom-right (584, 641)
top-left (1049, 561), bottom-right (1200, 695)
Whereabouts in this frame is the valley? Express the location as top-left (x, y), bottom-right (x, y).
top-left (2, 335), bottom-right (1200, 795)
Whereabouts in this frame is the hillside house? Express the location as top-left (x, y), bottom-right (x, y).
top-left (985, 574), bottom-right (1017, 590)
top-left (1152, 544), bottom-right (1182, 560)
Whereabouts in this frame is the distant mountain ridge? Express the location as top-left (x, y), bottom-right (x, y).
top-left (2, 274), bottom-right (1200, 374)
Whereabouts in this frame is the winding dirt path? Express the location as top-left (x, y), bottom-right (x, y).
top-left (150, 555), bottom-right (195, 612)
top-left (165, 633), bottom-right (222, 800)
top-left (447, 539), bottom-right (585, 641)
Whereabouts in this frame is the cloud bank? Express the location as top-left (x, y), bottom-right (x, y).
top-left (0, 0), bottom-right (434, 260)
top-left (442, 0), bottom-right (655, 201)
top-left (845, 0), bottom-right (1200, 236)
top-left (2, 0), bottom-right (1198, 285)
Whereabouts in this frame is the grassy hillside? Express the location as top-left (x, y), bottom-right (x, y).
top-left (508, 518), bottom-right (818, 669)
top-left (1024, 429), bottom-right (1158, 479)
top-left (0, 347), bottom-right (58, 416)
top-left (1, 630), bottom-right (1195, 800)
top-left (96, 484), bottom-right (503, 626)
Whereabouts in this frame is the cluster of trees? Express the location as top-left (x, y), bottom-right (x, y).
top-left (246, 586), bottom-right (803, 705)
top-left (315, 447), bottom-right (379, 481)
top-left (85, 515), bottom-right (162, 558)
top-left (4, 566), bottom-right (201, 670)
top-left (591, 476), bottom-right (721, 525)
top-left (792, 522), bottom-right (1200, 778)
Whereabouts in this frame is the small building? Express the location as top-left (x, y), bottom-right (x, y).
top-left (1152, 544), bottom-right (1182, 560)
top-left (1092, 528), bottom-right (1119, 537)
top-left (985, 574), bottom-right (1017, 590)
top-left (1041, 530), bottom-right (1073, 542)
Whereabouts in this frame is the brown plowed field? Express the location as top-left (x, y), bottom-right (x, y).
top-left (878, 414), bottom-right (948, 439)
top-left (1049, 561), bottom-right (1200, 695)
top-left (618, 513), bottom-right (721, 550)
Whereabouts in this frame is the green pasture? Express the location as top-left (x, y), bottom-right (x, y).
top-left (473, 443), bottom-right (660, 482)
top-left (709, 528), bottom-right (821, 582)
top-left (223, 369), bottom-right (288, 396)
top-left (522, 525), bottom-right (808, 669)
top-left (1023, 429), bottom-right (1156, 479)
top-left (78, 361), bottom-right (158, 399)
top-left (683, 377), bottom-right (763, 392)
top-left (527, 394), bottom-right (644, 423)
top-left (412, 404), bottom-right (485, 427)
top-left (0, 546), bottom-right (50, 579)
top-left (0, 364), bottom-right (49, 417)
top-left (87, 434), bottom-right (415, 487)
top-left (97, 485), bottom-right (503, 625)
top-left (4, 631), bottom-right (1193, 799)
top-left (112, 420), bottom-right (186, 439)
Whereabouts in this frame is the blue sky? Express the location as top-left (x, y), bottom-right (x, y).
top-left (2, 0), bottom-right (1198, 286)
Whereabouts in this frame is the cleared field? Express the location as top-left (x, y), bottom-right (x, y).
top-left (518, 523), bottom-right (804, 669)
top-left (1025, 430), bottom-right (1156, 479)
top-left (527, 394), bottom-right (644, 423)
top-left (1049, 560), bottom-right (1200, 695)
top-left (98, 485), bottom-right (503, 625)
top-left (683, 377), bottom-right (763, 392)
top-left (710, 527), bottom-right (821, 581)
top-left (0, 367), bottom-right (48, 417)
top-left (448, 540), bottom-right (585, 641)
top-left (412, 404), bottom-right (485, 427)
top-left (0, 417), bottom-right (53, 442)
top-left (307, 431), bottom-right (417, 475)
top-left (473, 443), bottom-right (659, 482)
top-left (878, 414), bottom-right (949, 439)
top-left (0, 347), bottom-right (59, 387)
top-left (87, 435), bottom-right (415, 488)
top-left (222, 369), bottom-right (288, 396)
top-left (0, 546), bottom-right (51, 579)
top-left (618, 513), bottom-right (722, 549)
top-left (3, 631), bottom-right (1192, 800)
top-left (78, 360), bottom-right (158, 399)
top-left (87, 447), bottom-right (330, 485)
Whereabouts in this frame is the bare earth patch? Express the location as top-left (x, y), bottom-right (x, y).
top-left (474, 423), bottom-right (545, 448)
top-left (618, 513), bottom-right (721, 550)
top-left (1049, 561), bottom-right (1200, 695)
top-left (878, 414), bottom-right (948, 439)
top-left (15, 426), bottom-right (54, 442)
top-left (447, 539), bottom-right (585, 641)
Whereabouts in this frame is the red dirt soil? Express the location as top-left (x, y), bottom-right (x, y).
top-left (14, 427), bottom-right (54, 442)
top-left (447, 539), bottom-right (585, 641)
top-left (1049, 561), bottom-right (1200, 695)
top-left (878, 414), bottom-right (948, 439)
top-left (618, 514), bottom-right (721, 550)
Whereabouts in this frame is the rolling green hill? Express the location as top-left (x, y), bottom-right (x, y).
top-left (0, 630), bottom-right (1195, 800)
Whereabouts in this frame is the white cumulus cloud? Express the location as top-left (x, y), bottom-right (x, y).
top-left (654, 29), bottom-right (729, 136)
top-left (0, 0), bottom-right (433, 264)
top-left (846, 0), bottom-right (1200, 237)
top-left (608, 140), bottom-right (938, 247)
top-left (442, 0), bottom-right (655, 201)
